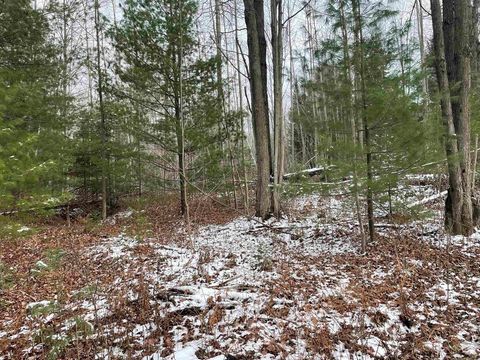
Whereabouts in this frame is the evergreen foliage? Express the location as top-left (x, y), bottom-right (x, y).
top-left (0, 0), bottom-right (70, 211)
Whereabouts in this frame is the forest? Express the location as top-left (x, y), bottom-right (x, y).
top-left (0, 0), bottom-right (479, 358)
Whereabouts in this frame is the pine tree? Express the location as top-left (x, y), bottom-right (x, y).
top-left (289, 0), bottom-right (427, 248)
top-left (110, 0), bottom-right (222, 216)
top-left (0, 0), bottom-right (69, 212)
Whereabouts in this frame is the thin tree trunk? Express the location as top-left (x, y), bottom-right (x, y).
top-left (472, 135), bottom-right (478, 188)
top-left (213, 0), bottom-right (238, 208)
top-left (416, 0), bottom-right (428, 98)
top-left (82, 0), bottom-right (94, 107)
top-left (339, 0), bottom-right (366, 251)
top-left (272, 0), bottom-right (284, 218)
top-left (352, 0), bottom-right (374, 243)
top-left (234, 0), bottom-right (250, 210)
top-left (177, 76), bottom-right (189, 221)
top-left (94, 0), bottom-right (108, 221)
top-left (172, 1), bottom-right (189, 223)
top-left (288, 10), bottom-right (295, 168)
top-left (61, 0), bottom-right (70, 207)
top-left (472, 0), bottom-right (480, 76)
top-left (305, 5), bottom-right (319, 164)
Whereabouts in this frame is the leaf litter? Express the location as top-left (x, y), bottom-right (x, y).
top-left (0, 184), bottom-right (479, 359)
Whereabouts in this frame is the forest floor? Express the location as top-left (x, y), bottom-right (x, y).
top-left (0, 178), bottom-right (479, 359)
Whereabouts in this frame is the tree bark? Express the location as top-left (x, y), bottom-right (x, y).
top-left (416, 0), bottom-right (428, 99)
top-left (352, 0), bottom-right (374, 243)
top-left (431, 0), bottom-right (472, 235)
top-left (287, 10), bottom-right (295, 168)
top-left (173, 2), bottom-right (189, 221)
top-left (94, 0), bottom-right (108, 221)
top-left (244, 0), bottom-right (272, 219)
top-left (272, 0), bottom-right (284, 218)
top-left (339, 0), bottom-right (366, 251)
top-left (234, 0), bottom-right (250, 210)
top-left (444, 0), bottom-right (473, 234)
top-left (472, 0), bottom-right (480, 76)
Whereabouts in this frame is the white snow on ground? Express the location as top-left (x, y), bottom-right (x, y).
top-left (2, 177), bottom-right (479, 359)
top-left (26, 300), bottom-right (54, 310)
top-left (87, 234), bottom-right (139, 260)
top-left (104, 209), bottom-right (135, 225)
top-left (407, 190), bottom-right (448, 208)
top-left (146, 341), bottom-right (226, 360)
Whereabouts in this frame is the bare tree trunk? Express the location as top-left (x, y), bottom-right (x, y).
top-left (352, 0), bottom-right (374, 243)
top-left (61, 0), bottom-right (70, 209)
top-left (454, 0), bottom-right (473, 228)
top-left (244, 0), bottom-right (272, 219)
top-left (272, 0), bottom-right (284, 218)
top-left (472, 0), bottom-right (480, 76)
top-left (94, 0), bottom-right (108, 221)
top-left (416, 0), bottom-right (428, 99)
top-left (339, 0), bottom-right (366, 251)
top-left (431, 0), bottom-right (466, 234)
top-left (214, 0), bottom-right (224, 103)
top-left (213, 0), bottom-right (238, 209)
top-left (300, 123), bottom-right (306, 164)
top-left (444, 0), bottom-right (473, 234)
top-left (287, 10), bottom-right (295, 168)
top-left (174, 95), bottom-right (189, 220)
top-left (234, 0), bottom-right (250, 210)
top-left (138, 139), bottom-right (142, 197)
top-left (305, 4), bottom-right (319, 164)
top-left (473, 135), bottom-right (478, 188)
top-left (82, 0), bottom-right (94, 107)
top-left (398, 27), bottom-right (406, 96)
top-left (170, 1), bottom-right (189, 223)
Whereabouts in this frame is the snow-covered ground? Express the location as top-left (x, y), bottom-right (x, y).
top-left (1, 179), bottom-right (479, 359)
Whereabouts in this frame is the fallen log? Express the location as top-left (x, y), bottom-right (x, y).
top-left (406, 191), bottom-right (447, 209)
top-left (283, 166), bottom-right (334, 180)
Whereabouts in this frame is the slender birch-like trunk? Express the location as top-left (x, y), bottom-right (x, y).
top-left (94, 0), bottom-right (108, 221)
top-left (272, 0), bottom-right (284, 217)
